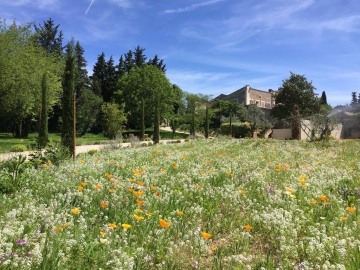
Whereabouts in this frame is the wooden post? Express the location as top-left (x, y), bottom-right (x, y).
top-left (73, 93), bottom-right (76, 161)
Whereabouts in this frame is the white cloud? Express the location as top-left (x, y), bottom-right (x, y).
top-left (164, 0), bottom-right (225, 14)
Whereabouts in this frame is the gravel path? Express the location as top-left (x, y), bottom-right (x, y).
top-left (0, 127), bottom-right (191, 162)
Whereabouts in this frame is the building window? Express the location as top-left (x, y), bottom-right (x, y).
top-left (256, 100), bottom-right (260, 107)
top-left (261, 101), bottom-right (265, 108)
top-left (250, 99), bottom-right (255, 104)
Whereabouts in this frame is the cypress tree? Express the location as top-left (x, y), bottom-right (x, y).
top-left (320, 91), bottom-right (327, 105)
top-left (38, 72), bottom-right (49, 148)
top-left (61, 40), bottom-right (75, 157)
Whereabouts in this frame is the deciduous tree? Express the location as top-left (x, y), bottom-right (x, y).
top-left (271, 72), bottom-right (320, 120)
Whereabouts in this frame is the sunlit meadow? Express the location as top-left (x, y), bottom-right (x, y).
top-left (1, 138), bottom-right (360, 269)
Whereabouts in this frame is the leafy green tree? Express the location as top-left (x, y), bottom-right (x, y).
top-left (0, 20), bottom-right (62, 137)
top-left (61, 39), bottom-right (76, 157)
top-left (185, 94), bottom-right (203, 136)
top-left (169, 117), bottom-right (181, 138)
top-left (212, 100), bottom-right (247, 137)
top-left (247, 105), bottom-right (271, 137)
top-left (34, 18), bottom-right (64, 132)
top-left (302, 107), bottom-right (339, 141)
top-left (38, 72), bottom-right (49, 148)
top-left (101, 103), bottom-right (127, 139)
top-left (271, 72), bottom-right (320, 120)
top-left (116, 65), bottom-right (173, 143)
top-left (77, 89), bottom-right (103, 136)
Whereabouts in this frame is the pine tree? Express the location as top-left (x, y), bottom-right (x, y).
top-left (103, 56), bottom-right (117, 102)
top-left (351, 92), bottom-right (358, 106)
top-left (90, 52), bottom-right (106, 97)
top-left (34, 18), bottom-right (63, 56)
top-left (74, 41), bottom-right (89, 98)
top-left (61, 40), bottom-right (75, 157)
top-left (38, 72), bottom-right (49, 148)
top-left (133, 45), bottom-right (147, 68)
top-left (116, 55), bottom-right (126, 79)
top-left (124, 50), bottom-right (134, 73)
top-left (148, 54), bottom-right (166, 72)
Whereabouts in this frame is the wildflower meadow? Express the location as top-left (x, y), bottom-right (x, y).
top-left (0, 138), bottom-right (359, 269)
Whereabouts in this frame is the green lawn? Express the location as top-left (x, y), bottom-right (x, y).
top-left (0, 129), bottom-right (189, 153)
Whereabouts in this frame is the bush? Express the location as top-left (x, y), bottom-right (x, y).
top-left (10, 144), bottom-right (27, 152)
top-left (220, 122), bottom-right (252, 138)
top-left (87, 150), bottom-right (98, 156)
top-left (144, 137), bottom-right (152, 141)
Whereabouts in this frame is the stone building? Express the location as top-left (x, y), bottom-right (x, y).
top-left (214, 85), bottom-right (276, 109)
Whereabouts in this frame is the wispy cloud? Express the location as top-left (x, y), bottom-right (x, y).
top-left (164, 0), bottom-right (225, 14)
top-left (287, 15), bottom-right (360, 33)
top-left (2, 0), bottom-right (58, 7)
top-left (107, 0), bottom-right (132, 8)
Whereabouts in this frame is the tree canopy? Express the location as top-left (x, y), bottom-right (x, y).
top-left (271, 72), bottom-right (320, 120)
top-left (0, 20), bottom-right (63, 137)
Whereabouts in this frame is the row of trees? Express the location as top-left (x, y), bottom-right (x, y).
top-left (1, 17), bottom-right (342, 157)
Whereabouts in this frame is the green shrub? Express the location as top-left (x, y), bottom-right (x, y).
top-left (220, 122), bottom-right (251, 138)
top-left (87, 149), bottom-right (98, 156)
top-left (10, 144), bottom-right (27, 152)
top-left (144, 137), bottom-right (152, 141)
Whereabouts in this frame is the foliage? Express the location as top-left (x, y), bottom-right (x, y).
top-left (320, 91), bottom-right (327, 105)
top-left (220, 122), bottom-right (251, 138)
top-left (61, 39), bottom-right (76, 157)
top-left (247, 105), bottom-right (271, 137)
top-left (0, 20), bottom-right (63, 137)
top-left (38, 72), bottom-right (49, 148)
top-left (291, 104), bottom-right (301, 140)
top-left (351, 92), bottom-right (358, 106)
top-left (28, 143), bottom-right (70, 166)
top-left (116, 65), bottom-right (173, 143)
top-left (212, 100), bottom-right (247, 137)
top-left (10, 144), bottom-right (27, 152)
top-left (76, 89), bottom-right (102, 136)
top-left (302, 106), bottom-right (340, 141)
top-left (169, 117), bottom-right (181, 138)
top-left (34, 18), bottom-right (63, 56)
top-left (101, 103), bottom-right (127, 139)
top-left (0, 155), bottom-right (28, 193)
top-left (271, 72), bottom-right (320, 120)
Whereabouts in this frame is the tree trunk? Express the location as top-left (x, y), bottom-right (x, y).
top-left (140, 98), bottom-right (145, 140)
top-left (229, 114), bottom-right (232, 137)
top-left (205, 106), bottom-right (209, 139)
top-left (153, 102), bottom-right (160, 144)
top-left (291, 104), bottom-right (301, 140)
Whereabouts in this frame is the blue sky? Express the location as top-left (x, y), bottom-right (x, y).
top-left (1, 0), bottom-right (359, 106)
